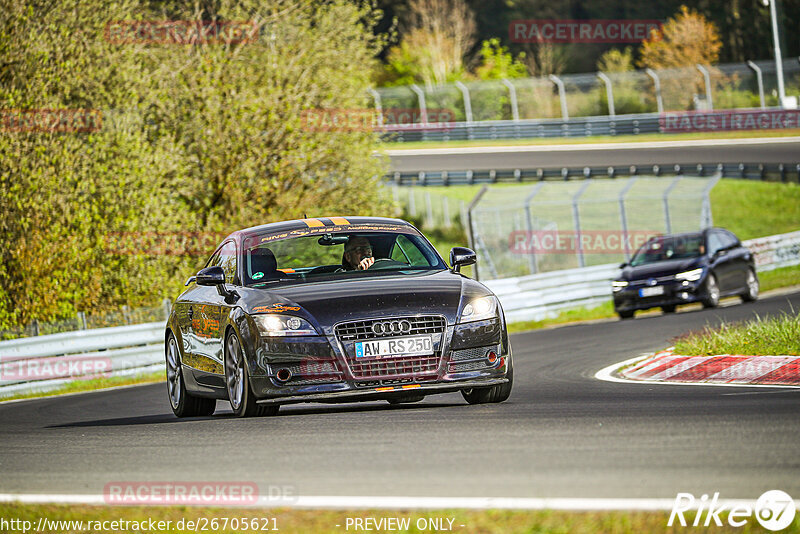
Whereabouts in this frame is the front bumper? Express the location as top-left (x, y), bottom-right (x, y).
top-left (255, 377), bottom-right (508, 405)
top-left (613, 278), bottom-right (705, 312)
top-left (246, 316), bottom-right (510, 403)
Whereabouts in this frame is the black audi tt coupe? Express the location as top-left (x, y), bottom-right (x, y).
top-left (612, 227), bottom-right (759, 319)
top-left (165, 216), bottom-right (513, 417)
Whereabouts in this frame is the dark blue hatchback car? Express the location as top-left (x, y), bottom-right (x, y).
top-left (612, 228), bottom-right (759, 319)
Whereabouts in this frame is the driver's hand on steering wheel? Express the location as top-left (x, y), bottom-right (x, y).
top-left (357, 257), bottom-right (375, 270)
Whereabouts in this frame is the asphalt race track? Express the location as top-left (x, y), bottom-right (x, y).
top-left (387, 137), bottom-right (800, 172)
top-left (1, 290), bottom-right (799, 500)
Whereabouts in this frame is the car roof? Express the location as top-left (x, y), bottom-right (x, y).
top-left (225, 216), bottom-right (415, 244)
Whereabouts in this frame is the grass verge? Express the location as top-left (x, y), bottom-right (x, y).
top-left (673, 312), bottom-right (800, 356)
top-left (380, 129), bottom-right (800, 150)
top-left (0, 372), bottom-right (163, 403)
top-left (3, 504), bottom-right (799, 533)
top-left (506, 301), bottom-right (616, 333)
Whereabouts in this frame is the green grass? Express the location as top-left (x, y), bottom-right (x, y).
top-left (380, 128), bottom-right (800, 150)
top-left (0, 372), bottom-right (163, 402)
top-left (507, 301), bottom-right (616, 333)
top-left (711, 181), bottom-right (800, 240)
top-left (674, 312), bottom-right (800, 356)
top-left (3, 504), bottom-right (798, 533)
top-left (759, 264), bottom-right (800, 292)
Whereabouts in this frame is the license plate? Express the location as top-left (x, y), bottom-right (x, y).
top-left (355, 335), bottom-right (433, 359)
top-left (639, 286), bottom-right (665, 297)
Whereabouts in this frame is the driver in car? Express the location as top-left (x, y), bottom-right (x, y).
top-left (342, 236), bottom-right (375, 270)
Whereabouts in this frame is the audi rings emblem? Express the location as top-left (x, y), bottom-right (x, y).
top-left (372, 320), bottom-right (412, 336)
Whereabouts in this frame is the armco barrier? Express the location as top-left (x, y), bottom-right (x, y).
top-left (484, 230), bottom-right (800, 323)
top-left (0, 322), bottom-right (164, 399)
top-left (0, 231), bottom-right (797, 398)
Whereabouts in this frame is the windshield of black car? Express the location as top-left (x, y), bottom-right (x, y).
top-left (630, 235), bottom-right (704, 266)
top-left (241, 231), bottom-right (447, 286)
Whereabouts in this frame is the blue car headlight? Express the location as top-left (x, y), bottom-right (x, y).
top-left (459, 296), bottom-right (498, 323)
top-left (675, 268), bottom-right (704, 282)
top-left (254, 314), bottom-right (317, 336)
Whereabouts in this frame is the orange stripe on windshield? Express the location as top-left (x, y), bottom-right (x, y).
top-left (301, 218), bottom-right (325, 228)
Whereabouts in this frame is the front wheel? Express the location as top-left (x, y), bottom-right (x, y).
top-left (461, 358), bottom-right (513, 405)
top-left (702, 273), bottom-right (720, 308)
top-left (741, 268), bottom-right (759, 302)
top-left (225, 330), bottom-right (278, 418)
top-left (166, 333), bottom-right (215, 418)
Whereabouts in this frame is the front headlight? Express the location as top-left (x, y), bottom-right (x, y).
top-left (675, 268), bottom-right (704, 282)
top-left (612, 280), bottom-right (628, 292)
top-left (254, 314), bottom-right (317, 336)
top-left (459, 296), bottom-right (498, 323)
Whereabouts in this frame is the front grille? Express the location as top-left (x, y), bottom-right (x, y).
top-left (336, 316), bottom-right (446, 341)
top-left (335, 316), bottom-right (446, 379)
top-left (450, 346), bottom-right (495, 362)
top-left (450, 360), bottom-right (492, 372)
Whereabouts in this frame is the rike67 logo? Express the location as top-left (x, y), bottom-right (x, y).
top-left (669, 490), bottom-right (796, 531)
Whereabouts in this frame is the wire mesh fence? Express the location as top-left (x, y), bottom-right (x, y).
top-left (468, 175), bottom-right (720, 280)
top-left (0, 300), bottom-right (171, 340)
top-left (374, 59), bottom-right (800, 122)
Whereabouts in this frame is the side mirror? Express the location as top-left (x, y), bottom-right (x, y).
top-left (449, 247), bottom-right (476, 273)
top-left (196, 266), bottom-right (225, 286)
top-left (619, 262), bottom-right (628, 269)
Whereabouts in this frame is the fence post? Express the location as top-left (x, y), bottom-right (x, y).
top-left (701, 173), bottom-right (722, 228)
top-left (454, 81), bottom-right (473, 124)
top-left (571, 180), bottom-right (592, 268)
top-left (524, 182), bottom-right (546, 274)
top-left (77, 311), bottom-right (87, 330)
top-left (549, 75), bottom-right (569, 120)
top-left (163, 298), bottom-right (172, 321)
top-left (32, 319), bottom-right (40, 337)
top-left (662, 176), bottom-right (682, 234)
top-left (367, 88), bottom-right (383, 127)
top-left (645, 68), bottom-right (664, 114)
top-left (696, 65), bottom-right (713, 110)
top-left (597, 72), bottom-right (615, 117)
top-left (408, 188), bottom-right (416, 217)
top-left (442, 196), bottom-right (451, 228)
top-left (501, 79), bottom-right (520, 122)
top-left (746, 61), bottom-right (766, 109)
top-left (409, 84), bottom-right (428, 125)
top-left (618, 177), bottom-right (638, 260)
top-left (466, 185), bottom-right (489, 281)
top-left (425, 192), bottom-right (434, 227)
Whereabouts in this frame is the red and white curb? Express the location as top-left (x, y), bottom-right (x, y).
top-left (596, 349), bottom-right (800, 389)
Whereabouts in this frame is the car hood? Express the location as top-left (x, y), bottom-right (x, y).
top-left (239, 270), bottom-right (475, 329)
top-left (622, 257), bottom-right (705, 280)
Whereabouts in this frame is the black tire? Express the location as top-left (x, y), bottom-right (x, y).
top-left (617, 310), bottom-right (635, 319)
top-left (702, 273), bottom-right (720, 309)
top-left (225, 330), bottom-right (279, 418)
top-left (166, 332), bottom-right (216, 418)
top-left (461, 357), bottom-right (513, 405)
top-left (741, 268), bottom-right (759, 303)
top-left (661, 305), bottom-right (676, 314)
top-left (386, 395), bottom-right (425, 405)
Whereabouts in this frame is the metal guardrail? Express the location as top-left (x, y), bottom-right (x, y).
top-left (386, 162), bottom-right (800, 186)
top-left (0, 231), bottom-right (797, 398)
top-left (484, 230), bottom-right (800, 323)
top-left (0, 322), bottom-right (165, 399)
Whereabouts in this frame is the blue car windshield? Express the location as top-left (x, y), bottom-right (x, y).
top-left (241, 231), bottom-right (447, 286)
top-left (630, 235), bottom-right (704, 266)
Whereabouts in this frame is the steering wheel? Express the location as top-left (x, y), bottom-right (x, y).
top-left (367, 258), bottom-right (407, 270)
